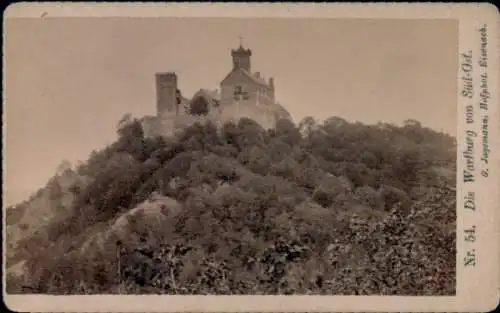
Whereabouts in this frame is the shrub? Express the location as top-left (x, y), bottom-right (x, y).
top-left (8, 115), bottom-right (456, 296)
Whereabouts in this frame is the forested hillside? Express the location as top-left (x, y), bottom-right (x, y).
top-left (6, 115), bottom-right (457, 295)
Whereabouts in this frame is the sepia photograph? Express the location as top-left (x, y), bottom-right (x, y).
top-left (3, 3), bottom-right (498, 313)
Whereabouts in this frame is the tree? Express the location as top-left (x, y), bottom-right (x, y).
top-left (298, 116), bottom-right (318, 138)
top-left (403, 118), bottom-right (422, 128)
top-left (9, 113), bottom-right (457, 296)
top-left (117, 113), bottom-right (133, 133)
top-left (117, 118), bottom-right (144, 141)
top-left (322, 116), bottom-right (347, 130)
top-left (236, 118), bottom-right (268, 149)
top-left (312, 174), bottom-right (351, 207)
top-left (56, 160), bottom-right (72, 175)
top-left (189, 97), bottom-right (210, 116)
top-left (275, 118), bottom-right (301, 146)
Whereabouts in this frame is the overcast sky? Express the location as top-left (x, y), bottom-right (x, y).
top-left (4, 17), bottom-right (457, 205)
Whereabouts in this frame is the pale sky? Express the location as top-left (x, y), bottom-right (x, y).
top-left (4, 17), bottom-right (458, 205)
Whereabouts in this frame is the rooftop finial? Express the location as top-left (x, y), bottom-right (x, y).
top-left (239, 35), bottom-right (243, 48)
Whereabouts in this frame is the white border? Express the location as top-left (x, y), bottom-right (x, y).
top-left (3, 2), bottom-right (499, 312)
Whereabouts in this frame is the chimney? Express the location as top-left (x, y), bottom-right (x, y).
top-left (255, 72), bottom-right (261, 78)
top-left (269, 77), bottom-right (274, 89)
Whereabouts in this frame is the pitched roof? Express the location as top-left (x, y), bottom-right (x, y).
top-left (243, 69), bottom-right (270, 87)
top-left (220, 67), bottom-right (270, 88)
top-left (272, 102), bottom-right (293, 121)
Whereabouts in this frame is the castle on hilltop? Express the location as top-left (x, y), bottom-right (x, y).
top-left (141, 43), bottom-right (292, 137)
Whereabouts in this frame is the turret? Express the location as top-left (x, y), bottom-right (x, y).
top-left (231, 45), bottom-right (252, 72)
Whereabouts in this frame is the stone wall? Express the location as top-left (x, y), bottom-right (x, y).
top-left (142, 100), bottom-right (281, 139)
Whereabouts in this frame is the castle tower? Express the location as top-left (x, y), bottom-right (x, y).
top-left (231, 45), bottom-right (252, 72)
top-left (155, 72), bottom-right (179, 116)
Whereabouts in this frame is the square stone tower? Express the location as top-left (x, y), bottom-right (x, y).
top-left (155, 72), bottom-right (178, 116)
top-left (231, 46), bottom-right (252, 72)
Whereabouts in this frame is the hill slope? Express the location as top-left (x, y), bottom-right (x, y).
top-left (5, 116), bottom-right (457, 295)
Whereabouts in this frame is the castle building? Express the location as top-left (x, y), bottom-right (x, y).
top-left (219, 45), bottom-right (276, 108)
top-left (145, 43), bottom-right (292, 137)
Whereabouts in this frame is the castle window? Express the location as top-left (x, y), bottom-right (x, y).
top-left (234, 85), bottom-right (243, 95)
top-left (233, 85), bottom-right (249, 100)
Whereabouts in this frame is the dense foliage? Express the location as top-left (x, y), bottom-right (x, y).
top-left (189, 97), bottom-right (210, 116)
top-left (7, 116), bottom-right (456, 295)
